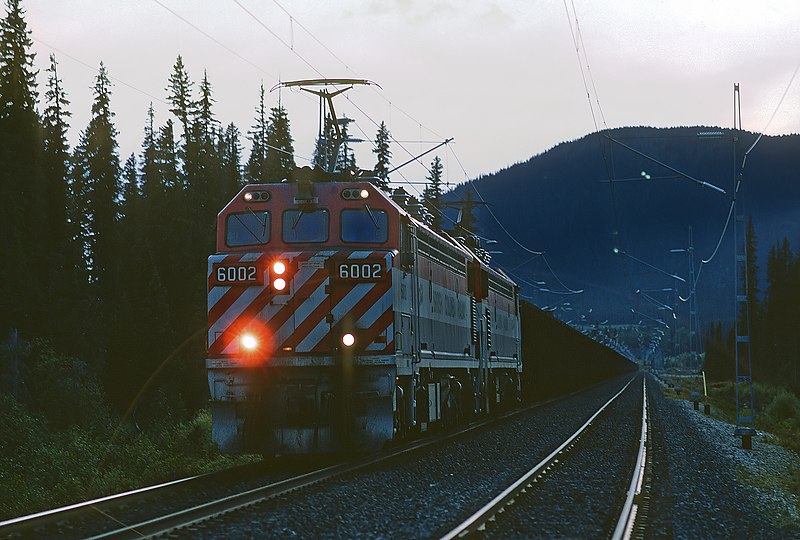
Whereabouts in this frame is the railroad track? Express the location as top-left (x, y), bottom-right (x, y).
top-left (0, 388), bottom-right (581, 539)
top-left (441, 375), bottom-right (650, 539)
top-left (2, 376), bottom-right (643, 539)
top-left (0, 460), bottom-right (313, 540)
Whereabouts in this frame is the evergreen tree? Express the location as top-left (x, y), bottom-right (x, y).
top-left (220, 122), bottom-right (243, 195)
top-left (457, 185), bottom-right (479, 235)
top-left (72, 63), bottom-right (121, 299)
top-left (0, 0), bottom-right (45, 332)
top-left (245, 82), bottom-right (268, 183)
top-left (155, 119), bottom-right (180, 191)
top-left (761, 238), bottom-right (798, 389)
top-left (336, 118), bottom-right (357, 172)
top-left (703, 321), bottom-right (734, 381)
top-left (263, 103), bottom-right (295, 181)
top-left (140, 103), bottom-right (160, 201)
top-left (422, 155), bottom-right (444, 228)
top-left (195, 70), bottom-right (218, 145)
top-left (372, 121), bottom-right (391, 191)
top-left (120, 153), bottom-right (140, 213)
top-left (313, 116), bottom-right (337, 172)
top-left (165, 55), bottom-right (194, 146)
top-left (42, 54), bottom-right (71, 262)
top-left (188, 70), bottom-right (223, 224)
top-left (41, 53), bottom-right (80, 342)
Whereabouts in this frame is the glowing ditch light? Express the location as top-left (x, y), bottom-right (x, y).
top-left (241, 334), bottom-right (258, 351)
top-left (342, 333), bottom-right (355, 347)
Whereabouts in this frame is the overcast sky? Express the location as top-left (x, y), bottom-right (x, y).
top-left (25, 0), bottom-right (800, 194)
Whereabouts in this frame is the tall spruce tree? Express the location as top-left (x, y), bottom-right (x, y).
top-left (263, 103), bottom-right (295, 181)
top-left (72, 63), bottom-right (121, 300)
top-left (42, 56), bottom-right (76, 275)
top-left (313, 116), bottom-right (336, 172)
top-left (761, 238), bottom-right (797, 388)
top-left (457, 186), bottom-right (478, 235)
top-left (422, 155), bottom-right (444, 229)
top-left (120, 153), bottom-right (140, 213)
top-left (189, 70), bottom-right (223, 227)
top-left (140, 103), bottom-right (160, 201)
top-left (245, 82), bottom-right (268, 183)
top-left (336, 118), bottom-right (357, 172)
top-left (220, 122), bottom-right (243, 195)
top-left (372, 121), bottom-right (391, 191)
top-left (166, 55), bottom-right (194, 147)
top-left (0, 0), bottom-right (45, 332)
top-left (156, 119), bottom-right (180, 191)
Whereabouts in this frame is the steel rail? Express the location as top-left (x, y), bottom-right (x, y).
top-left (612, 377), bottom-right (649, 539)
top-left (75, 387), bottom-right (595, 539)
top-left (0, 463), bottom-right (267, 538)
top-left (440, 374), bottom-right (638, 539)
top-left (2, 377), bottom-right (632, 539)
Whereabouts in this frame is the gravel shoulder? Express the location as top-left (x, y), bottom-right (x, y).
top-left (647, 374), bottom-right (800, 539)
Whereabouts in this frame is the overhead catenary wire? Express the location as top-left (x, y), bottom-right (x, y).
top-left (231, 0), bottom-right (324, 79)
top-left (152, 0), bottom-right (279, 81)
top-left (228, 0), bottom-right (449, 198)
top-left (152, 0), bottom-right (427, 189)
top-left (685, 65), bottom-right (799, 295)
top-left (31, 34), bottom-right (169, 107)
top-left (448, 144), bottom-right (586, 296)
top-left (259, 0), bottom-right (449, 159)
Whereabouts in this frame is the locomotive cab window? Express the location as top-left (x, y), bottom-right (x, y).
top-left (282, 208), bottom-right (329, 243)
top-left (341, 207), bottom-right (388, 243)
top-left (226, 211), bottom-right (270, 247)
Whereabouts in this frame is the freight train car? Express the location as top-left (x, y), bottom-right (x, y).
top-left (206, 176), bottom-right (522, 454)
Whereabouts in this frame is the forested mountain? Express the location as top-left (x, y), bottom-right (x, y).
top-left (450, 126), bottom-right (800, 328)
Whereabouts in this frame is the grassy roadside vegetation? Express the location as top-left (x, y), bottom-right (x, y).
top-left (0, 340), bottom-right (258, 520)
top-left (660, 373), bottom-right (800, 453)
top-left (658, 371), bottom-right (800, 512)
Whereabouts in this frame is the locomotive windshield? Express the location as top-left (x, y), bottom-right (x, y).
top-left (341, 207), bottom-right (388, 243)
top-left (282, 208), bottom-right (329, 243)
top-left (226, 211), bottom-right (270, 247)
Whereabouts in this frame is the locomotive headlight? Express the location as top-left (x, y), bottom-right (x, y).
top-left (243, 192), bottom-right (254, 202)
top-left (359, 189), bottom-right (369, 199)
top-left (241, 334), bottom-right (258, 351)
top-left (342, 333), bottom-right (355, 347)
top-left (273, 277), bottom-right (287, 291)
top-left (272, 261), bottom-right (286, 275)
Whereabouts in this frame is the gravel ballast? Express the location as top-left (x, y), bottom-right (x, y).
top-left (180, 374), bottom-right (639, 539)
top-left (646, 376), bottom-right (800, 539)
top-left (164, 371), bottom-right (800, 539)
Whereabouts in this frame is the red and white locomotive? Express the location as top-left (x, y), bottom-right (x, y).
top-left (206, 177), bottom-right (522, 454)
top-left (206, 80), bottom-right (521, 455)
